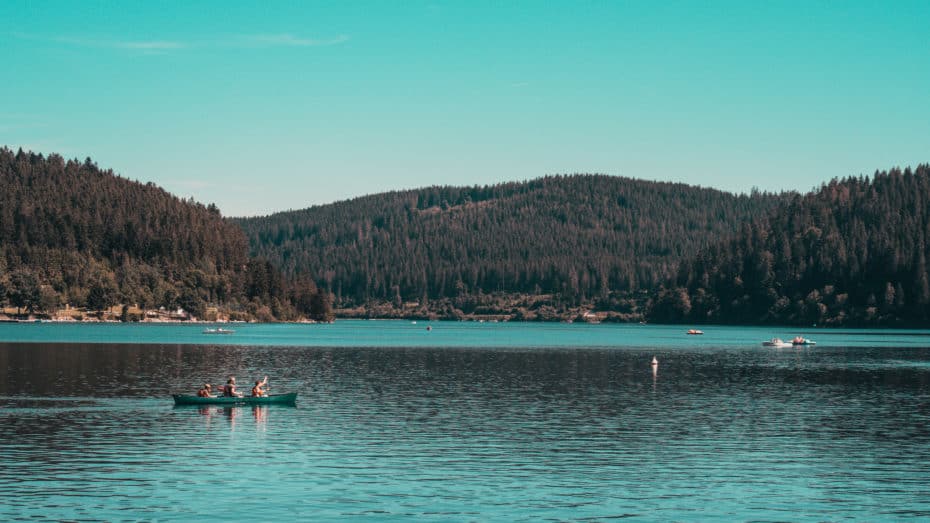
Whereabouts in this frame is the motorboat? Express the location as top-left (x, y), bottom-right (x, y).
top-left (791, 336), bottom-right (816, 346)
top-left (203, 327), bottom-right (235, 334)
top-left (686, 329), bottom-right (704, 335)
top-left (762, 338), bottom-right (792, 348)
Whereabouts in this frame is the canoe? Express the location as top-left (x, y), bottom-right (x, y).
top-left (172, 392), bottom-right (297, 406)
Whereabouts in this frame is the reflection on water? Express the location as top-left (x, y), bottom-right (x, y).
top-left (1, 342), bottom-right (930, 520)
top-left (252, 405), bottom-right (268, 425)
top-left (184, 405), bottom-right (274, 430)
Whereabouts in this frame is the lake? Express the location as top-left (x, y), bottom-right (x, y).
top-left (1, 321), bottom-right (929, 520)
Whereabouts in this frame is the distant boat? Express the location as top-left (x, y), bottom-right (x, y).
top-left (686, 329), bottom-right (704, 335)
top-left (762, 338), bottom-right (792, 348)
top-left (203, 327), bottom-right (235, 334)
top-left (792, 336), bottom-right (816, 346)
top-left (651, 356), bottom-right (658, 367)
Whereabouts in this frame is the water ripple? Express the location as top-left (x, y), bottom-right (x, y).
top-left (1, 343), bottom-right (929, 520)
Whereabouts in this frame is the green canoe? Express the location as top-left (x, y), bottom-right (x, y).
top-left (173, 392), bottom-right (297, 406)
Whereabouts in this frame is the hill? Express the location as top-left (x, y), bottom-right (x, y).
top-left (238, 175), bottom-right (786, 320)
top-left (0, 148), bottom-right (329, 321)
top-left (653, 165), bottom-right (930, 326)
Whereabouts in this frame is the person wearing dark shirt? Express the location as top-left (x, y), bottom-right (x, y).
top-left (222, 376), bottom-right (242, 397)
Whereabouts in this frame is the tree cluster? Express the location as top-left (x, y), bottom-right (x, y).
top-left (238, 175), bottom-right (785, 309)
top-left (0, 148), bottom-right (332, 321)
top-left (653, 165), bottom-right (930, 326)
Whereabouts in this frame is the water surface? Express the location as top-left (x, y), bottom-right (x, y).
top-left (1, 323), bottom-right (929, 520)
top-left (3, 320), bottom-right (930, 348)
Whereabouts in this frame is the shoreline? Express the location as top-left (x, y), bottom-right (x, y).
top-left (0, 316), bottom-right (322, 325)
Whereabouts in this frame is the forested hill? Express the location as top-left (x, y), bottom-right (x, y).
top-left (652, 165), bottom-right (930, 326)
top-left (0, 148), bottom-right (328, 321)
top-left (237, 175), bottom-right (785, 312)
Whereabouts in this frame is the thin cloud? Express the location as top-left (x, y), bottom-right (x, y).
top-left (12, 33), bottom-right (187, 52)
top-left (12, 32), bottom-right (348, 51)
top-left (117, 41), bottom-right (187, 50)
top-left (244, 33), bottom-right (349, 47)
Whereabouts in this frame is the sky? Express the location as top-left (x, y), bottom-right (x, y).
top-left (2, 0), bottom-right (929, 216)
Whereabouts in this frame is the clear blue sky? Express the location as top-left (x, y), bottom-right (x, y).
top-left (2, 0), bottom-right (929, 216)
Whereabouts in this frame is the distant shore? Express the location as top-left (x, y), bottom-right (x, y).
top-left (0, 309), bottom-right (617, 325)
top-left (0, 311), bottom-right (323, 324)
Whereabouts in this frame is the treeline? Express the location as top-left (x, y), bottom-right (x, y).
top-left (238, 175), bottom-right (785, 309)
top-left (0, 148), bottom-right (331, 321)
top-left (15, 146), bottom-right (923, 327)
top-left (651, 165), bottom-right (930, 326)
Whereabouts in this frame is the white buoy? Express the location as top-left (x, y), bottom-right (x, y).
top-left (651, 356), bottom-right (658, 367)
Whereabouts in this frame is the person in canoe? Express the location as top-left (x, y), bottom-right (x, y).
top-left (197, 383), bottom-right (215, 398)
top-left (222, 376), bottom-right (243, 398)
top-left (251, 376), bottom-right (269, 397)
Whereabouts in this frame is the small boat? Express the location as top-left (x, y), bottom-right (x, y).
top-left (203, 327), bottom-right (235, 334)
top-left (173, 393), bottom-right (297, 406)
top-left (651, 356), bottom-right (658, 367)
top-left (686, 329), bottom-right (704, 335)
top-left (791, 336), bottom-right (816, 346)
top-left (762, 338), bottom-right (792, 348)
